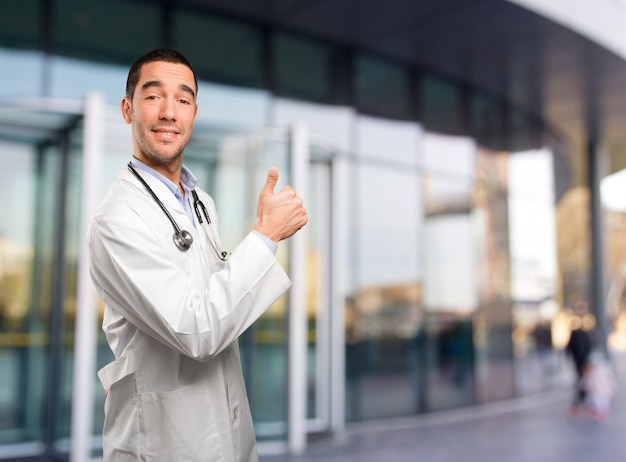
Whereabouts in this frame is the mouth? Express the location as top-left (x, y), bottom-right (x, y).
top-left (152, 126), bottom-right (181, 139)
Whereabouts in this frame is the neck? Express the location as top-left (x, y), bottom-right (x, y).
top-left (132, 154), bottom-right (183, 185)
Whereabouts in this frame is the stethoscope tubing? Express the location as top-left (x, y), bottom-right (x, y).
top-left (127, 162), bottom-right (228, 260)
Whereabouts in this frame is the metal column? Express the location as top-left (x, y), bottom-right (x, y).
top-left (70, 92), bottom-right (105, 462)
top-left (288, 123), bottom-right (309, 454)
top-left (587, 136), bottom-right (609, 356)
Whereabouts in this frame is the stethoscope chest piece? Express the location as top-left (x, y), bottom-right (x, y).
top-left (173, 230), bottom-right (193, 251)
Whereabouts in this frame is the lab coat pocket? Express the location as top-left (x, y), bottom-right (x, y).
top-left (102, 372), bottom-right (140, 461)
top-left (99, 354), bottom-right (141, 461)
top-left (139, 381), bottom-right (224, 461)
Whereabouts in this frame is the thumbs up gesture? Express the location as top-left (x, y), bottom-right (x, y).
top-left (253, 166), bottom-right (308, 242)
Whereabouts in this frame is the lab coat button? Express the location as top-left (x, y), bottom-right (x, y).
top-left (233, 407), bottom-right (239, 420)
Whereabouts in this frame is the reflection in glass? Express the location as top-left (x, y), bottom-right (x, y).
top-left (421, 134), bottom-right (477, 411)
top-left (473, 148), bottom-right (514, 403)
top-left (347, 162), bottom-right (422, 421)
top-left (0, 141), bottom-right (39, 443)
top-left (507, 149), bottom-right (561, 394)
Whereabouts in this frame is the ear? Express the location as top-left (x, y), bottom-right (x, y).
top-left (121, 97), bottom-right (132, 124)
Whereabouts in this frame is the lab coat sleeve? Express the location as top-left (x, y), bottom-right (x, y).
top-left (89, 203), bottom-right (292, 361)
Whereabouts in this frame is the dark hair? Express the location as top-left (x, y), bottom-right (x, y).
top-left (126, 49), bottom-right (198, 100)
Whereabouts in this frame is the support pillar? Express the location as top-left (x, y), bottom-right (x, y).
top-left (587, 136), bottom-right (609, 357)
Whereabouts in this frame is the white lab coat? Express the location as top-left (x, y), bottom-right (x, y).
top-left (89, 167), bottom-right (291, 462)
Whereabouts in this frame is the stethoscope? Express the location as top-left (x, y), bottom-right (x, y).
top-left (127, 162), bottom-right (229, 260)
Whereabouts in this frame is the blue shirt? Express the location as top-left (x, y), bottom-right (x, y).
top-left (129, 158), bottom-right (277, 254)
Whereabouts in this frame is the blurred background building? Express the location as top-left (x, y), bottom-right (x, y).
top-left (3, 0), bottom-right (626, 460)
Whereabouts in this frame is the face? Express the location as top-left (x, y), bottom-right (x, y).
top-left (121, 61), bottom-right (198, 178)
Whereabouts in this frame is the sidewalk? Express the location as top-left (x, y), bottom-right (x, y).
top-left (261, 353), bottom-right (626, 462)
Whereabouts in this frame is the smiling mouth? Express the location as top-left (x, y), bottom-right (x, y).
top-left (152, 128), bottom-right (180, 139)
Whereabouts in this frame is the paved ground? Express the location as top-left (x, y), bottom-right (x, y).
top-left (261, 353), bottom-right (626, 462)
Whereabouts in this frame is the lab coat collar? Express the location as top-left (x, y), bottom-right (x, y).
top-left (121, 163), bottom-right (188, 215)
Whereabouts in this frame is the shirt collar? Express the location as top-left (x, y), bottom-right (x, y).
top-left (129, 158), bottom-right (198, 196)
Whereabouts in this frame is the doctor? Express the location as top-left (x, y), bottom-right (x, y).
top-left (89, 48), bottom-right (307, 462)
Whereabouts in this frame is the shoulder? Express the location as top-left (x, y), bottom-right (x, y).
top-left (94, 172), bottom-right (156, 219)
top-left (91, 175), bottom-right (164, 242)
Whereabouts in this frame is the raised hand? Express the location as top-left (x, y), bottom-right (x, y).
top-left (253, 166), bottom-right (308, 242)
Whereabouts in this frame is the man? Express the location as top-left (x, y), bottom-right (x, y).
top-left (89, 49), bottom-right (307, 461)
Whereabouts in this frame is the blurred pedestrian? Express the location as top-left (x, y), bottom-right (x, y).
top-left (579, 352), bottom-right (618, 421)
top-left (565, 301), bottom-right (593, 416)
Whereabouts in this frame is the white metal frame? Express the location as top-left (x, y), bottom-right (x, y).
top-left (70, 92), bottom-right (105, 462)
top-left (288, 123), bottom-right (310, 454)
top-left (286, 126), bottom-right (348, 451)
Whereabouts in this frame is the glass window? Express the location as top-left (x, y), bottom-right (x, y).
top-left (0, 142), bottom-right (38, 444)
top-left (173, 11), bottom-right (264, 88)
top-left (509, 110), bottom-right (541, 153)
top-left (419, 75), bottom-right (464, 135)
top-left (346, 162), bottom-right (422, 421)
top-left (196, 81), bottom-right (270, 128)
top-left (422, 132), bottom-right (475, 181)
top-left (355, 54), bottom-right (412, 120)
top-left (273, 98), bottom-right (353, 152)
top-left (52, 0), bottom-right (161, 62)
top-left (421, 133), bottom-right (478, 411)
top-left (473, 147), bottom-right (515, 403)
top-left (508, 149), bottom-right (560, 394)
top-left (469, 92), bottom-right (504, 150)
top-left (0, 0), bottom-right (42, 50)
top-left (0, 49), bottom-right (43, 98)
top-left (354, 115), bottom-right (421, 166)
top-left (422, 214), bottom-right (476, 312)
top-left (0, 139), bottom-right (62, 448)
top-left (273, 32), bottom-right (333, 102)
top-left (49, 56), bottom-right (128, 103)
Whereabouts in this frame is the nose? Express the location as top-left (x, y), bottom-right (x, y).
top-left (159, 97), bottom-right (176, 120)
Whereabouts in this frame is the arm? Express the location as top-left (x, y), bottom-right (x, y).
top-left (89, 209), bottom-right (291, 360)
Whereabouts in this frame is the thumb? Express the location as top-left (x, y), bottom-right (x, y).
top-left (263, 166), bottom-right (279, 194)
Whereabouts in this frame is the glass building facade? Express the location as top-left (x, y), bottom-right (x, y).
top-left (0, 0), bottom-right (606, 460)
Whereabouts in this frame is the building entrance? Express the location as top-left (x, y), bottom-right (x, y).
top-left (0, 98), bottom-right (342, 460)
top-left (0, 100), bottom-right (88, 460)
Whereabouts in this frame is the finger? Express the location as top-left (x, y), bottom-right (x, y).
top-left (263, 166), bottom-right (279, 194)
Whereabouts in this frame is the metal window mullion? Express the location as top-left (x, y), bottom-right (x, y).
top-left (329, 154), bottom-right (347, 435)
top-left (70, 92), bottom-right (105, 462)
top-left (43, 129), bottom-right (70, 457)
top-left (314, 164), bottom-right (331, 426)
top-left (288, 123), bottom-right (309, 455)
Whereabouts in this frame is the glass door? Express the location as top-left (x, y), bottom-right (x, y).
top-left (0, 110), bottom-right (339, 458)
top-left (0, 138), bottom-right (46, 448)
top-left (184, 127), bottom-right (294, 443)
top-left (184, 126), bottom-right (337, 450)
top-left (306, 156), bottom-right (333, 432)
top-left (0, 111), bottom-right (83, 459)
top-left (0, 101), bottom-right (125, 461)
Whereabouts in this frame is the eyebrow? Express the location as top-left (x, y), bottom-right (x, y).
top-left (140, 80), bottom-right (196, 99)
